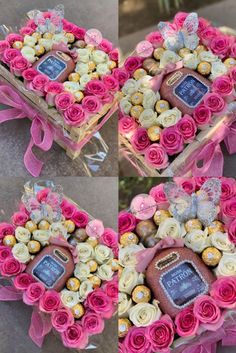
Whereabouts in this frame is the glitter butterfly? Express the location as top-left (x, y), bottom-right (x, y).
top-left (163, 178), bottom-right (221, 226)
top-left (158, 12), bottom-right (199, 52)
top-left (33, 4), bottom-right (64, 34)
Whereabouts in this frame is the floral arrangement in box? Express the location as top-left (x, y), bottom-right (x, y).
top-left (0, 181), bottom-right (118, 349)
top-left (119, 12), bottom-right (236, 176)
top-left (118, 177), bottom-right (236, 353)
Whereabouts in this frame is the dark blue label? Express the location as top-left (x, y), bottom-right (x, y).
top-left (37, 55), bottom-right (66, 80)
top-left (161, 262), bottom-right (207, 307)
top-left (33, 255), bottom-right (65, 288)
top-left (174, 75), bottom-right (209, 108)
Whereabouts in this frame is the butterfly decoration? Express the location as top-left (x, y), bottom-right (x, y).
top-left (163, 178), bottom-right (221, 227)
top-left (33, 4), bottom-right (64, 34)
top-left (157, 12), bottom-right (199, 52)
top-left (22, 181), bottom-right (63, 224)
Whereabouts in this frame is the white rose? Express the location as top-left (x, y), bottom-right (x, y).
top-left (21, 46), bottom-right (36, 63)
top-left (78, 280), bottom-right (93, 301)
top-left (94, 244), bottom-right (113, 264)
top-left (129, 301), bottom-right (162, 327)
top-left (12, 243), bottom-right (31, 263)
top-left (79, 74), bottom-right (92, 89)
top-left (216, 253), bottom-right (236, 277)
top-left (92, 50), bottom-right (108, 64)
top-left (97, 264), bottom-right (114, 281)
top-left (142, 90), bottom-right (159, 109)
top-left (185, 228), bottom-right (210, 253)
top-left (210, 62), bottom-right (228, 81)
top-left (119, 268), bottom-right (144, 294)
top-left (118, 293), bottom-right (133, 318)
top-left (15, 226), bottom-right (31, 243)
top-left (183, 53), bottom-right (199, 70)
top-left (211, 232), bottom-right (235, 252)
top-left (198, 50), bottom-right (219, 63)
top-left (157, 218), bottom-right (186, 239)
top-left (160, 50), bottom-right (181, 68)
top-left (96, 63), bottom-right (111, 76)
top-left (61, 290), bottom-right (79, 308)
top-left (74, 263), bottom-right (91, 281)
top-left (33, 230), bottom-right (50, 245)
top-left (38, 38), bottom-right (53, 51)
top-left (157, 107), bottom-right (182, 128)
top-left (137, 75), bottom-right (153, 93)
top-left (122, 79), bottom-right (139, 96)
top-left (119, 244), bottom-right (144, 268)
top-left (52, 33), bottom-right (68, 44)
top-left (75, 62), bottom-right (89, 75)
top-left (77, 48), bottom-right (91, 63)
top-left (24, 35), bottom-right (37, 47)
top-left (119, 98), bottom-right (132, 114)
top-left (63, 81), bottom-right (81, 93)
top-left (76, 243), bottom-right (94, 263)
top-left (139, 109), bottom-right (158, 128)
top-left (50, 222), bottom-right (68, 238)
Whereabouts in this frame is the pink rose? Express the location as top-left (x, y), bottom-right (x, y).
top-left (112, 68), bottom-right (130, 85)
top-left (175, 306), bottom-right (199, 337)
top-left (64, 104), bottom-right (88, 127)
top-left (193, 104), bottom-right (212, 126)
top-left (61, 199), bottom-right (77, 219)
top-left (228, 219), bottom-right (236, 244)
top-left (55, 92), bottom-right (75, 111)
top-left (109, 48), bottom-right (119, 62)
top-left (45, 82), bottom-right (64, 106)
top-left (119, 116), bottom-right (138, 136)
top-left (220, 177), bottom-right (236, 201)
top-left (1, 257), bottom-right (25, 277)
top-left (62, 19), bottom-right (75, 33)
top-left (14, 273), bottom-right (35, 290)
top-left (0, 222), bottom-right (15, 239)
top-left (173, 12), bottom-right (188, 28)
top-left (197, 17), bottom-right (210, 34)
top-left (212, 75), bottom-right (234, 96)
top-left (118, 211), bottom-right (136, 234)
top-left (61, 323), bottom-right (88, 349)
top-left (23, 282), bottom-right (45, 305)
top-left (145, 31), bottom-right (164, 48)
top-left (0, 246), bottom-right (12, 262)
top-left (98, 39), bottom-right (113, 53)
top-left (147, 316), bottom-right (175, 353)
top-left (119, 342), bottom-right (127, 353)
top-left (72, 26), bottom-right (86, 40)
top-left (195, 177), bottom-right (209, 188)
top-left (221, 197), bottom-right (236, 223)
top-left (82, 311), bottom-right (104, 335)
top-left (82, 95), bottom-right (101, 114)
top-left (103, 278), bottom-right (118, 302)
top-left (2, 48), bottom-right (20, 65)
top-left (19, 27), bottom-right (34, 36)
top-left (11, 211), bottom-right (29, 226)
top-left (72, 210), bottom-right (89, 228)
top-left (124, 56), bottom-right (143, 74)
top-left (176, 115), bottom-right (197, 142)
top-left (199, 26), bottom-right (218, 46)
top-left (131, 127), bottom-right (151, 153)
top-left (39, 290), bottom-right (61, 312)
top-left (10, 55), bottom-right (30, 76)
top-left (174, 177), bottom-right (196, 194)
top-left (26, 20), bottom-right (37, 30)
top-left (149, 184), bottom-right (168, 210)
top-left (6, 33), bottom-right (23, 46)
top-left (0, 40), bottom-right (10, 57)
top-left (28, 74), bottom-right (49, 96)
top-left (22, 68), bottom-right (38, 82)
top-left (100, 228), bottom-right (118, 248)
top-left (210, 277), bottom-right (236, 309)
top-left (193, 295), bottom-right (222, 326)
top-left (124, 327), bottom-right (151, 353)
top-left (204, 93), bottom-right (226, 113)
top-left (51, 308), bottom-right (74, 332)
top-left (86, 289), bottom-right (114, 319)
top-left (210, 35), bottom-right (231, 58)
top-left (85, 80), bottom-right (107, 99)
top-left (230, 43), bottom-right (236, 58)
top-left (230, 67), bottom-right (236, 83)
top-left (102, 75), bottom-right (119, 91)
top-left (160, 127), bottom-right (184, 155)
top-left (144, 143), bottom-right (169, 169)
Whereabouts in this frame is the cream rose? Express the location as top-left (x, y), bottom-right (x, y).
top-left (139, 109), bottom-right (158, 128)
top-left (211, 232), bottom-right (235, 252)
top-left (76, 243), bottom-right (94, 263)
top-left (33, 229), bottom-right (50, 245)
top-left (15, 226), bottom-right (31, 244)
top-left (77, 48), bottom-right (91, 63)
top-left (38, 38), bottom-right (53, 51)
top-left (74, 263), bottom-right (91, 281)
top-left (122, 79), bottom-right (139, 96)
top-left (157, 218), bottom-right (186, 239)
top-left (119, 268), bottom-right (144, 294)
top-left (210, 62), bottom-right (228, 81)
top-left (129, 302), bottom-right (162, 327)
top-left (97, 264), bottom-right (114, 281)
top-left (24, 35), bottom-right (37, 47)
top-left (119, 98), bottom-right (132, 115)
top-left (21, 46), bottom-right (36, 63)
top-left (78, 280), bottom-right (93, 301)
top-left (63, 81), bottom-right (81, 93)
top-left (79, 74), bottom-right (92, 89)
top-left (119, 244), bottom-right (144, 268)
top-left (157, 107), bottom-right (182, 128)
top-left (160, 50), bottom-right (181, 68)
top-left (12, 243), bottom-right (31, 263)
top-left (183, 53), bottom-right (199, 70)
top-left (50, 222), bottom-right (68, 238)
top-left (52, 33), bottom-right (68, 44)
top-left (92, 50), bottom-right (108, 64)
top-left (216, 254), bottom-right (236, 277)
top-left (75, 62), bottom-right (89, 75)
top-left (97, 63), bottom-right (110, 76)
top-left (198, 50), bottom-right (218, 63)
top-left (185, 228), bottom-right (210, 253)
top-left (142, 89), bottom-right (158, 109)
top-left (118, 293), bottom-right (133, 318)
top-left (61, 290), bottom-right (80, 308)
top-left (94, 244), bottom-right (113, 264)
top-left (137, 75), bottom-right (153, 93)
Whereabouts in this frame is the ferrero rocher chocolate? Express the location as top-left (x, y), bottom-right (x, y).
top-left (208, 221), bottom-right (224, 234)
top-left (120, 232), bottom-right (139, 246)
top-left (155, 100), bottom-right (170, 114)
top-left (108, 61), bottom-right (117, 70)
top-left (130, 92), bottom-right (143, 105)
top-left (109, 258), bottom-right (119, 271)
top-left (88, 61), bottom-right (96, 71)
top-left (133, 68), bottom-right (147, 80)
top-left (74, 91), bottom-right (84, 102)
top-left (86, 237), bottom-right (98, 247)
top-left (74, 228), bottom-right (88, 242)
top-left (130, 105), bottom-right (144, 119)
top-left (153, 47), bottom-right (165, 60)
top-left (71, 303), bottom-right (85, 319)
top-left (202, 247), bottom-right (222, 267)
top-left (65, 32), bottom-right (75, 43)
top-left (25, 221), bottom-right (38, 233)
top-left (74, 40), bottom-right (86, 48)
top-left (136, 220), bottom-right (157, 239)
top-left (132, 285), bottom-right (151, 303)
top-left (32, 32), bottom-right (41, 41)
top-left (143, 58), bottom-right (160, 75)
top-left (69, 73), bottom-right (80, 82)
top-left (38, 220), bottom-right (50, 231)
top-left (147, 126), bottom-right (162, 141)
top-left (185, 219), bottom-right (202, 232)
top-left (195, 45), bottom-right (206, 54)
top-left (87, 259), bottom-right (98, 272)
top-left (43, 32), bottom-right (53, 40)
top-left (153, 210), bottom-right (170, 225)
top-left (119, 318), bottom-right (132, 338)
top-left (13, 41), bottom-right (23, 49)
top-left (64, 220), bottom-right (76, 233)
top-left (224, 58), bottom-right (236, 69)
top-left (3, 235), bottom-right (16, 247)
top-left (28, 240), bottom-right (41, 254)
top-left (34, 44), bottom-right (45, 56)
top-left (66, 277), bottom-right (81, 291)
top-left (197, 61), bottom-right (211, 75)
top-left (178, 48), bottom-right (191, 58)
top-left (89, 275), bottom-right (101, 288)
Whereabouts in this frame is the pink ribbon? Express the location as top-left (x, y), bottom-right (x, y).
top-left (0, 284), bottom-right (23, 301)
top-left (29, 308), bottom-right (52, 348)
top-left (150, 61), bottom-right (183, 92)
top-left (135, 236), bottom-right (184, 272)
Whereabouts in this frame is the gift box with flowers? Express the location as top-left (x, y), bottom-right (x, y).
top-left (0, 181), bottom-right (118, 349)
top-left (0, 5), bottom-right (119, 176)
top-left (118, 177), bottom-right (236, 353)
top-left (119, 12), bottom-right (236, 177)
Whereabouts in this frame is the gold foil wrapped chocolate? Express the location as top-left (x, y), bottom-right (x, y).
top-left (155, 100), bottom-right (170, 114)
top-left (132, 285), bottom-right (151, 303)
top-left (69, 73), bottom-right (80, 82)
top-left (71, 303), bottom-right (85, 319)
top-left (153, 47), bottom-right (165, 60)
top-left (86, 237), bottom-right (98, 247)
top-left (185, 219), bottom-right (202, 232)
top-left (74, 228), bottom-right (88, 242)
top-left (202, 247), bottom-right (222, 267)
top-left (25, 221), bottom-right (37, 233)
top-left (66, 277), bottom-right (81, 291)
top-left (64, 220), bottom-right (76, 233)
top-left (87, 259), bottom-right (98, 272)
top-left (120, 232), bottom-right (139, 246)
top-left (119, 318), bottom-right (132, 338)
top-left (65, 32), bottom-right (75, 43)
top-left (143, 58), bottom-right (160, 75)
top-left (147, 126), bottom-right (162, 141)
top-left (13, 41), bottom-right (23, 49)
top-left (136, 220), bottom-right (157, 239)
top-left (133, 68), bottom-right (147, 80)
top-left (197, 62), bottom-right (211, 75)
top-left (153, 210), bottom-right (170, 225)
top-left (38, 220), bottom-right (50, 231)
top-left (74, 91), bottom-right (84, 103)
top-left (28, 240), bottom-right (41, 254)
top-left (34, 45), bottom-right (45, 56)
top-left (89, 275), bottom-right (101, 288)
top-left (130, 105), bottom-right (144, 119)
top-left (208, 221), bottom-right (224, 234)
top-left (178, 48), bottom-right (191, 58)
top-left (224, 58), bottom-right (236, 69)
top-left (109, 258), bottom-right (120, 271)
top-left (131, 92), bottom-right (143, 105)
top-left (3, 235), bottom-right (16, 247)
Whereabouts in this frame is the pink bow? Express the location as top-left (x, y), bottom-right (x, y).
top-left (135, 236), bottom-right (184, 272)
top-left (150, 61), bottom-right (183, 92)
top-left (52, 42), bottom-right (78, 61)
top-left (0, 84), bottom-right (54, 177)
